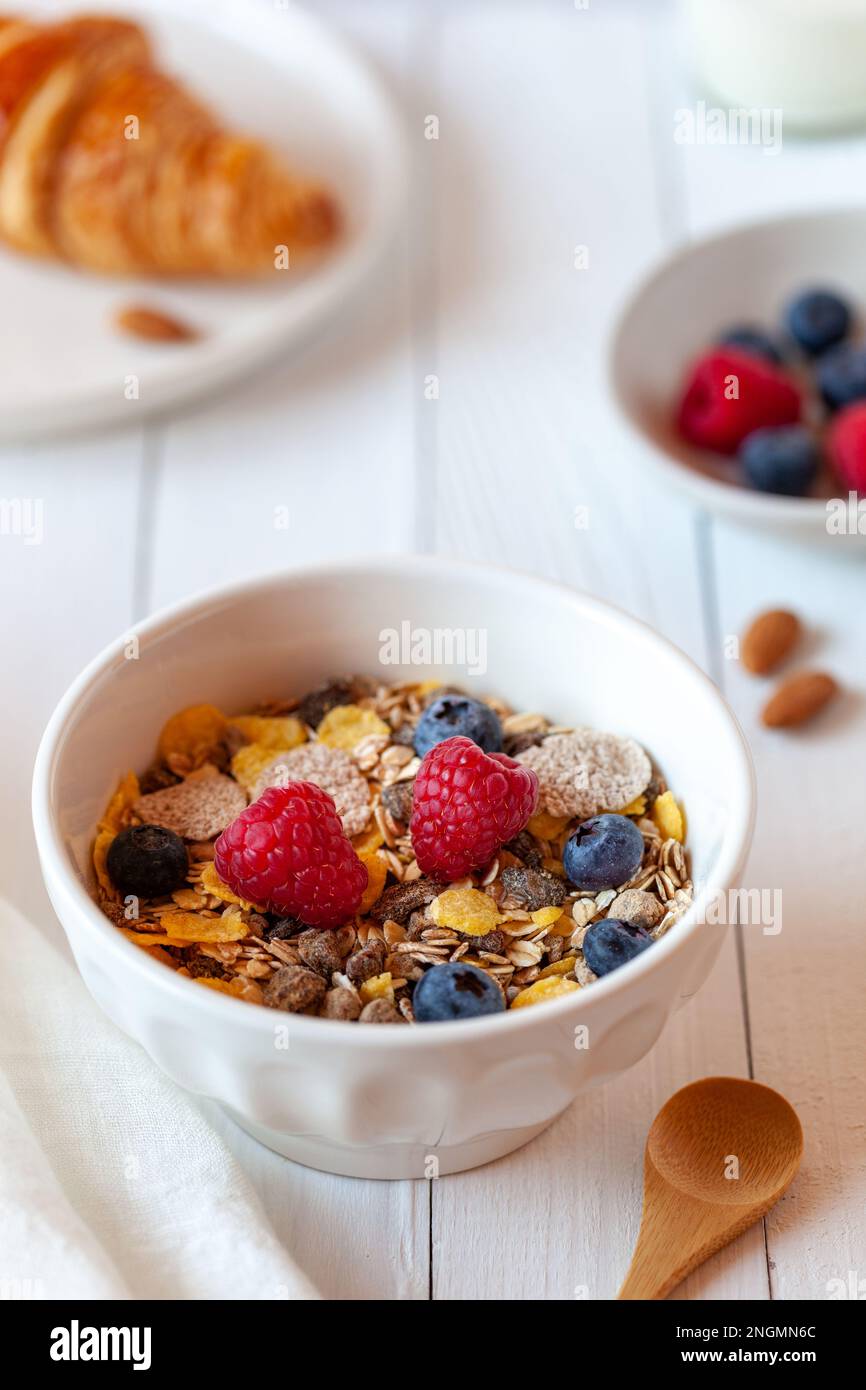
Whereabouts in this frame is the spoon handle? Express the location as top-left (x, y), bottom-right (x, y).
top-left (618, 1161), bottom-right (762, 1300)
top-left (618, 1181), bottom-right (708, 1299)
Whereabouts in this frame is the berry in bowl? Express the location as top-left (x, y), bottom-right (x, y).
top-left (675, 286), bottom-right (866, 500)
top-left (33, 559), bottom-right (754, 1177)
top-left (610, 208), bottom-right (866, 547)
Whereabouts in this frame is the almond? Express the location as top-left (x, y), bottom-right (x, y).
top-left (741, 609), bottom-right (801, 675)
top-left (761, 671), bottom-right (838, 728)
top-left (114, 305), bottom-right (198, 343)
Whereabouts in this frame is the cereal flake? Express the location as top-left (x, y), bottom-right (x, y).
top-left (134, 773), bottom-right (246, 841)
top-left (253, 742), bottom-right (371, 836)
top-left (519, 729), bottom-right (651, 820)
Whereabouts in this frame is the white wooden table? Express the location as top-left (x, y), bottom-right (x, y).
top-left (2, 0), bottom-right (864, 1300)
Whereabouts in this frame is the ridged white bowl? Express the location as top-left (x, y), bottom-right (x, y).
top-left (609, 208), bottom-right (866, 550)
top-left (32, 558), bottom-right (755, 1178)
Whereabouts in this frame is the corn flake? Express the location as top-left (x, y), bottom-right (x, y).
top-left (537, 956), bottom-right (577, 979)
top-left (157, 704), bottom-right (228, 768)
top-left (360, 971), bottom-right (394, 1004)
top-left (158, 910), bottom-right (249, 943)
top-left (121, 930), bottom-right (197, 948)
top-left (430, 888), bottom-right (502, 937)
top-left (98, 770), bottom-right (140, 834)
top-left (511, 977), bottom-right (580, 1009)
top-left (652, 791), bottom-right (685, 843)
top-left (528, 811), bottom-right (570, 841)
top-left (231, 742), bottom-right (284, 795)
top-left (93, 829), bottom-right (117, 897)
top-left (546, 912), bottom-right (575, 938)
top-left (145, 945), bottom-right (176, 967)
top-left (358, 850), bottom-right (387, 913)
top-left (199, 861), bottom-right (266, 912)
top-left (228, 714), bottom-right (306, 752)
top-left (618, 794), bottom-right (647, 817)
top-left (316, 704), bottom-right (390, 750)
top-left (531, 906), bottom-right (564, 928)
top-left (352, 823), bottom-right (385, 855)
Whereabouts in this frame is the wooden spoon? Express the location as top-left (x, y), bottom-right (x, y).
top-left (618, 1077), bottom-right (803, 1300)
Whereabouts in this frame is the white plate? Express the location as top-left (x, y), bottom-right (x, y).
top-left (609, 207), bottom-right (866, 550)
top-left (0, 0), bottom-right (406, 439)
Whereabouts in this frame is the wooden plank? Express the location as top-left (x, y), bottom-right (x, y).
top-left (149, 0), bottom-right (418, 610)
top-left (144, 0), bottom-right (429, 1299)
top-left (433, 944), bottom-right (768, 1301)
top-left (17, 0), bottom-right (862, 1305)
top-left (199, 1099), bottom-right (429, 1300)
top-left (425, 0), bottom-right (708, 660)
top-left (147, 274), bottom-right (417, 610)
top-left (0, 422), bottom-right (143, 928)
top-left (668, 0), bottom-right (866, 1301)
top-left (428, 0), bottom-right (764, 1301)
top-left (0, 431), bottom-right (144, 926)
top-left (707, 521), bottom-right (866, 1301)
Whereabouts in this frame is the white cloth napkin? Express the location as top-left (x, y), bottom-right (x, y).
top-left (0, 898), bottom-right (319, 1300)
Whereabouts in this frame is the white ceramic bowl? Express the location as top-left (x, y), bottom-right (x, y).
top-left (33, 558), bottom-right (755, 1179)
top-left (609, 207), bottom-right (866, 550)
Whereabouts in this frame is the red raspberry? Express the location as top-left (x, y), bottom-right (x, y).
top-left (214, 782), bottom-right (367, 928)
top-left (828, 401), bottom-right (866, 492)
top-left (676, 349), bottom-right (801, 454)
top-left (410, 736), bottom-right (538, 882)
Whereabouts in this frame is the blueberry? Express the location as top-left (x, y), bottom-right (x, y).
top-left (413, 695), bottom-right (503, 759)
top-left (413, 961), bottom-right (505, 1022)
top-left (816, 344), bottom-right (866, 412)
top-left (739, 425), bottom-right (819, 497)
top-left (583, 919), bottom-right (653, 977)
top-left (785, 289), bottom-right (851, 356)
top-left (562, 813), bottom-right (644, 891)
top-left (106, 823), bottom-right (189, 899)
top-left (716, 325), bottom-right (784, 365)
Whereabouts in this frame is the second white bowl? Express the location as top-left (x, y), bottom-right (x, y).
top-left (610, 207), bottom-right (866, 550)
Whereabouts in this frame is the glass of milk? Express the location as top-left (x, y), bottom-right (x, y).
top-left (680, 0), bottom-right (866, 132)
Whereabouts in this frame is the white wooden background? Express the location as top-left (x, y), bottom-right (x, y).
top-left (2, 0), bottom-right (864, 1300)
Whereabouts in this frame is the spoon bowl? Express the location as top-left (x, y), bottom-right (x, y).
top-left (619, 1077), bottom-right (803, 1299)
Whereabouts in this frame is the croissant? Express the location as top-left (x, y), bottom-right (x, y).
top-left (0, 12), bottom-right (337, 275)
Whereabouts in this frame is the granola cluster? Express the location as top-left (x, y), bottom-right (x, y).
top-left (92, 677), bottom-right (693, 1023)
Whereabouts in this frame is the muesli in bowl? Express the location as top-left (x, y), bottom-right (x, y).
top-left (92, 677), bottom-right (692, 1024)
